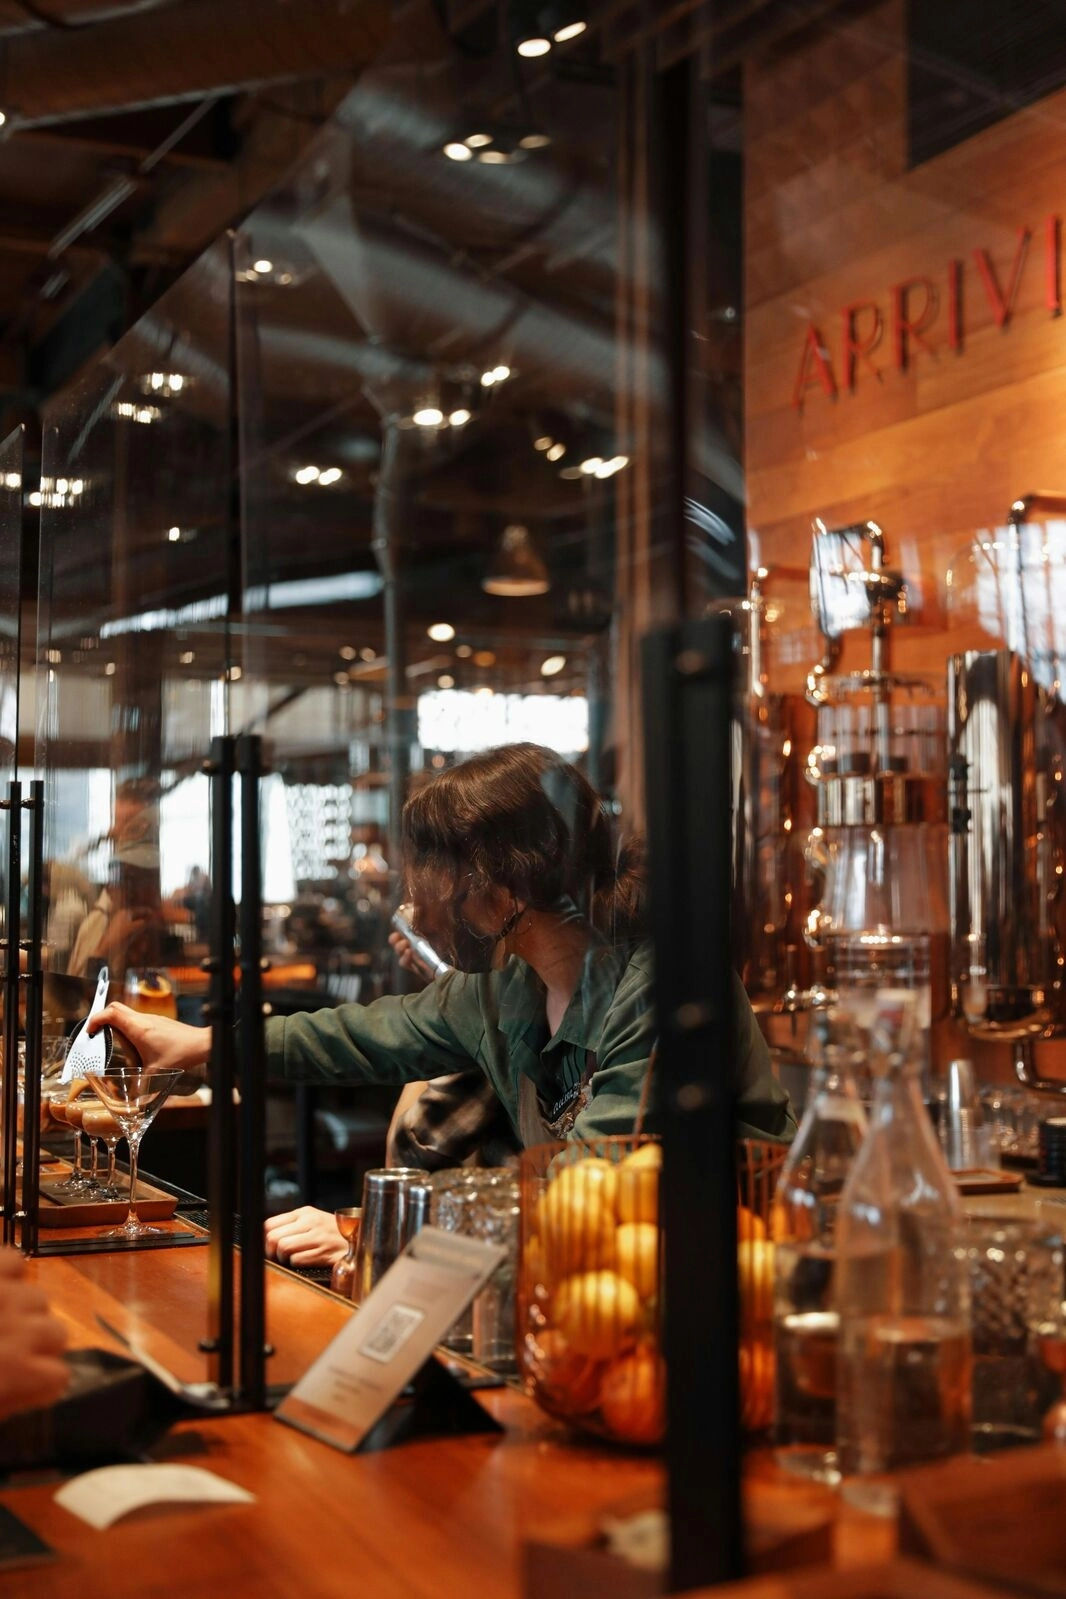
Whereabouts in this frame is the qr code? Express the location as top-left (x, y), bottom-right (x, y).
top-left (360, 1304), bottom-right (426, 1365)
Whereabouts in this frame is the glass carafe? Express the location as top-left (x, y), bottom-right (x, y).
top-left (835, 992), bottom-right (971, 1514)
top-left (772, 1008), bottom-right (867, 1482)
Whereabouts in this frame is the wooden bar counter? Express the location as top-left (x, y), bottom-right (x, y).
top-left (0, 1248), bottom-right (888, 1599)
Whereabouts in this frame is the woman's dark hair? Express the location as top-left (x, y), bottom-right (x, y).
top-left (402, 743), bottom-right (645, 954)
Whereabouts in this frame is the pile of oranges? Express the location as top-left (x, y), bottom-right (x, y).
top-left (518, 1141), bottom-right (775, 1446)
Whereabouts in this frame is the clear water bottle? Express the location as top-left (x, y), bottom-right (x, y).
top-left (835, 990), bottom-right (971, 1515)
top-left (772, 1008), bottom-right (867, 1482)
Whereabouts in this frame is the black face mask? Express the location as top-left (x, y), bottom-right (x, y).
top-left (446, 899), bottom-right (525, 974)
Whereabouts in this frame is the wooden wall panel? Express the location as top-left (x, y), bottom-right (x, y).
top-left (744, 0), bottom-right (1066, 1081)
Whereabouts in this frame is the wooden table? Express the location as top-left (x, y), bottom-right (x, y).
top-left (0, 1249), bottom-right (891, 1599)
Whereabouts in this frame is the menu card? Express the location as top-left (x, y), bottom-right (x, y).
top-left (275, 1225), bottom-right (505, 1452)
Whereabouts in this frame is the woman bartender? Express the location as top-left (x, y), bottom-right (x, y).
top-left (90, 743), bottom-right (794, 1159)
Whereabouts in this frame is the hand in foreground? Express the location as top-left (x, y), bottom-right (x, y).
top-left (89, 1003), bottom-right (212, 1077)
top-left (264, 1206), bottom-right (347, 1267)
top-left (0, 1250), bottom-right (69, 1421)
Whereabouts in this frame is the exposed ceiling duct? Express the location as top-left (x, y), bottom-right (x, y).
top-left (1, 0), bottom-right (391, 126)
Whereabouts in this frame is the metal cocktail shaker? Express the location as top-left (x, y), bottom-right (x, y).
top-left (352, 1168), bottom-right (432, 1304)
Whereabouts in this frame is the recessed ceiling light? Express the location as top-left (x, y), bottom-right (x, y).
top-left (318, 466), bottom-right (343, 485)
top-left (252, 258), bottom-right (274, 275)
top-left (493, 365), bottom-right (511, 382)
top-left (293, 465), bottom-right (320, 485)
top-left (334, 671), bottom-right (350, 686)
top-left (474, 685), bottom-right (496, 697)
top-left (443, 141), bottom-right (473, 162)
top-left (594, 455), bottom-right (629, 478)
top-left (476, 149), bottom-right (510, 164)
top-left (413, 405), bottom-right (444, 427)
top-left (516, 37), bottom-right (551, 57)
top-left (553, 20), bottom-right (587, 41)
top-left (579, 456), bottom-right (603, 474)
top-left (228, 665), bottom-right (243, 682)
top-left (359, 647), bottom-right (377, 662)
top-left (437, 673), bottom-right (456, 689)
top-left (167, 525), bottom-right (181, 542)
top-left (546, 442), bottom-right (566, 462)
top-left (519, 132), bottom-right (551, 150)
top-left (464, 133), bottom-right (493, 148)
top-left (455, 644), bottom-right (473, 659)
top-left (448, 408), bottom-right (471, 427)
top-left (428, 622), bottom-right (456, 642)
top-left (541, 654), bottom-right (567, 676)
top-left (104, 661), bottom-right (116, 676)
top-left (534, 436), bottom-right (553, 451)
top-left (339, 645), bottom-right (357, 660)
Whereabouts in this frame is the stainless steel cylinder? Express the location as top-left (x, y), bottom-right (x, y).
top-left (948, 648), bottom-right (1066, 1037)
top-left (352, 1167), bottom-right (432, 1304)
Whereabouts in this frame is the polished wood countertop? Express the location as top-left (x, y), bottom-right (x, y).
top-left (0, 1248), bottom-right (890, 1599)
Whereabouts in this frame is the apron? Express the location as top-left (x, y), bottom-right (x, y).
top-left (517, 1053), bottom-right (597, 1146)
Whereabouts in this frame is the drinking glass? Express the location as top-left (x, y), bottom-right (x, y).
top-left (63, 1096), bottom-right (99, 1191)
top-left (430, 1168), bottom-right (520, 1370)
top-left (46, 1090), bottom-right (91, 1195)
top-left (80, 1102), bottom-right (125, 1200)
top-left (86, 1069), bottom-right (181, 1239)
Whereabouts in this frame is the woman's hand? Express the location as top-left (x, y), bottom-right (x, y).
top-left (264, 1207), bottom-right (347, 1267)
top-left (0, 1251), bottom-right (69, 1421)
top-left (89, 1003), bottom-right (212, 1077)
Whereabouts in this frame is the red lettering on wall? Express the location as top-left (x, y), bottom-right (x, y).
top-left (948, 259), bottom-right (963, 350)
top-left (1047, 213), bottom-right (1062, 316)
top-left (891, 276), bottom-right (938, 369)
top-left (843, 301), bottom-right (883, 390)
top-left (973, 227), bottom-right (1032, 328)
top-left (791, 324), bottom-right (838, 410)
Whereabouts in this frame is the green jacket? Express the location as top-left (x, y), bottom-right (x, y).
top-left (264, 941), bottom-right (795, 1146)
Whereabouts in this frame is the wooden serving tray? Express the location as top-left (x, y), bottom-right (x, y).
top-left (36, 1171), bottom-right (178, 1229)
top-left (952, 1168), bottom-right (1025, 1195)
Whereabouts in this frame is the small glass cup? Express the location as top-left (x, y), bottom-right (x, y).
top-left (957, 1214), bottom-right (1065, 1449)
top-left (430, 1167), bottom-right (520, 1372)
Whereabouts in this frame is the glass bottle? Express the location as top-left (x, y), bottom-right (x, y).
top-left (772, 1007), bottom-right (867, 1482)
top-left (835, 990), bottom-right (971, 1514)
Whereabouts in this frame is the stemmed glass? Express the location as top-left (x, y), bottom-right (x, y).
top-left (47, 1090), bottom-right (92, 1195)
top-left (80, 1102), bottom-right (125, 1200)
top-left (86, 1069), bottom-right (181, 1240)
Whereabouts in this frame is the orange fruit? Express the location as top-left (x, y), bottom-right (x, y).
top-left (538, 1159), bottom-right (618, 1277)
top-left (554, 1270), bottom-right (642, 1361)
top-left (616, 1144), bottom-right (660, 1226)
top-left (522, 1327), bottom-right (604, 1415)
top-left (599, 1346), bottom-right (666, 1446)
top-left (737, 1238), bottom-right (775, 1329)
top-left (739, 1339), bottom-right (774, 1431)
top-left (614, 1222), bottom-right (660, 1300)
top-left (737, 1204), bottom-right (767, 1242)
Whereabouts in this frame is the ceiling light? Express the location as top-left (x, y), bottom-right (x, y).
top-left (104, 661), bottom-right (116, 676)
top-left (534, 436), bottom-right (553, 451)
top-left (228, 665), bottom-right (243, 682)
top-left (455, 644), bottom-right (473, 659)
top-left (318, 466), bottom-right (343, 485)
top-left (477, 149), bottom-right (510, 164)
top-left (473, 649), bottom-right (496, 667)
top-left (546, 442), bottom-right (566, 462)
top-left (28, 491), bottom-right (41, 506)
top-left (595, 455), bottom-right (629, 478)
top-left (413, 405), bottom-right (444, 427)
top-left (437, 673), bottom-right (456, 689)
top-left (428, 621), bottom-right (456, 642)
top-left (277, 272), bottom-right (294, 286)
top-left (443, 141), bottom-right (474, 162)
top-left (112, 401), bottom-right (161, 424)
top-left (516, 36), bottom-right (551, 56)
top-left (579, 456), bottom-right (603, 474)
top-left (180, 650), bottom-right (195, 665)
top-left (541, 654), bottom-right (567, 676)
top-left (482, 524), bottom-right (550, 597)
top-left (253, 258), bottom-right (274, 275)
top-left (339, 645), bottom-right (357, 661)
top-left (167, 526), bottom-right (181, 542)
top-left (519, 132), bottom-right (551, 149)
top-left (474, 685), bottom-right (496, 697)
top-left (553, 19), bottom-right (586, 40)
top-left (293, 465), bottom-right (321, 485)
top-left (334, 671), bottom-right (350, 686)
top-left (0, 113), bottom-right (7, 130)
top-left (493, 364), bottom-right (511, 382)
top-left (464, 133), bottom-right (493, 148)
top-left (449, 408), bottom-right (471, 427)
top-left (360, 647), bottom-right (377, 662)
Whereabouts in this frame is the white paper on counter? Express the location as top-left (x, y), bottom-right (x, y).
top-left (55, 1464), bottom-right (255, 1529)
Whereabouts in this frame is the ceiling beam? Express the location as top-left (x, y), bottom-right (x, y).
top-left (14, 102), bottom-right (236, 169)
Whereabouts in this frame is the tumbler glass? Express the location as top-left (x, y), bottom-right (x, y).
top-left (430, 1168), bottom-right (520, 1370)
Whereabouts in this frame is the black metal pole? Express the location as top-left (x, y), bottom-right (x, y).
top-left (1, 780), bottom-right (20, 1244)
top-left (643, 615), bottom-right (744, 1590)
top-left (19, 781), bottom-right (43, 1257)
top-left (236, 732), bottom-right (267, 1409)
top-left (204, 735), bottom-right (236, 1391)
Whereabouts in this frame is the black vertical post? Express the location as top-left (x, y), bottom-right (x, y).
top-left (1, 781), bottom-right (20, 1244)
top-left (204, 735), bottom-right (236, 1391)
top-left (19, 781), bottom-right (43, 1257)
top-left (643, 615), bottom-right (743, 1591)
top-left (236, 733), bottom-right (267, 1409)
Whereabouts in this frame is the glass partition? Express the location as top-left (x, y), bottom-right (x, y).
top-left (0, 426), bottom-right (21, 1232)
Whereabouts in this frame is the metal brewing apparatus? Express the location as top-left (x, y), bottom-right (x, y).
top-left (946, 492), bottom-right (1066, 1092)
